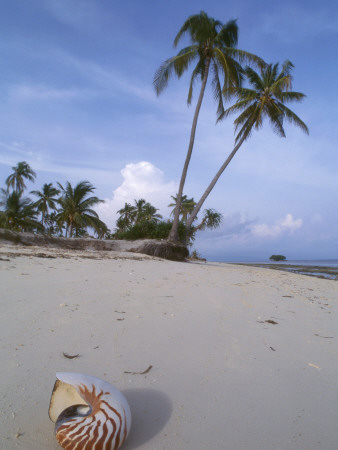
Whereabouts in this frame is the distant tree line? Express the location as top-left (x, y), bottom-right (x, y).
top-left (0, 162), bottom-right (223, 249)
top-left (0, 162), bottom-right (107, 238)
top-left (114, 195), bottom-right (223, 245)
top-left (269, 255), bottom-right (286, 261)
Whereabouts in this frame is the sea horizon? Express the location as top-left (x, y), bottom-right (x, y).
top-left (219, 259), bottom-right (338, 268)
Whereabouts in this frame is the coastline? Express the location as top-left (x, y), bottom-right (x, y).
top-left (233, 262), bottom-right (338, 280)
top-left (1, 244), bottom-right (337, 449)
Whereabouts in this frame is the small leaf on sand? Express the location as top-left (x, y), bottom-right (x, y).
top-left (124, 365), bottom-right (153, 375)
top-left (63, 352), bottom-right (80, 359)
top-left (265, 319), bottom-right (278, 325)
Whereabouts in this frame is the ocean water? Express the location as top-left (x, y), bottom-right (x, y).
top-left (255, 259), bottom-right (338, 268)
top-left (229, 259), bottom-right (338, 280)
top-left (230, 259), bottom-right (338, 268)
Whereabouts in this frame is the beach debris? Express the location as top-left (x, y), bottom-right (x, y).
top-left (265, 319), bottom-right (278, 325)
top-left (63, 352), bottom-right (80, 359)
top-left (115, 310), bottom-right (126, 314)
top-left (308, 363), bottom-right (321, 370)
top-left (15, 431), bottom-right (24, 439)
top-left (123, 365), bottom-right (153, 375)
top-left (270, 346), bottom-right (276, 351)
top-left (49, 372), bottom-right (131, 449)
top-left (314, 334), bottom-right (334, 339)
top-left (117, 318), bottom-right (125, 321)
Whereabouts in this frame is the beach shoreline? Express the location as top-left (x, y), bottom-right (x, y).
top-left (1, 244), bottom-right (337, 449)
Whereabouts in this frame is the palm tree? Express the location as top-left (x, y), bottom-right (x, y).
top-left (133, 198), bottom-right (147, 224)
top-left (5, 161), bottom-right (37, 193)
top-left (168, 195), bottom-right (196, 223)
top-left (185, 60), bottom-right (309, 232)
top-left (31, 183), bottom-right (60, 226)
top-left (154, 11), bottom-right (262, 242)
top-left (116, 203), bottom-right (137, 230)
top-left (195, 208), bottom-right (223, 231)
top-left (0, 189), bottom-right (42, 232)
top-left (141, 202), bottom-right (163, 223)
top-left (57, 181), bottom-right (107, 238)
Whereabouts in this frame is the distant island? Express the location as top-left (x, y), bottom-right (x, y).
top-left (269, 254), bottom-right (286, 261)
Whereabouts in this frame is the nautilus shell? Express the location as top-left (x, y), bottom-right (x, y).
top-left (49, 372), bottom-right (131, 450)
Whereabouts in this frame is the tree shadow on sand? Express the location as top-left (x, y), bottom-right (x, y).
top-left (122, 388), bottom-right (172, 449)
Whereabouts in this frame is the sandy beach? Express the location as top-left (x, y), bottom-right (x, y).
top-left (1, 245), bottom-right (337, 450)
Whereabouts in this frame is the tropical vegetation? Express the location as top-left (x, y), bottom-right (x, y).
top-left (269, 255), bottom-right (286, 261)
top-left (1, 162), bottom-right (108, 238)
top-left (6, 161), bottom-right (37, 193)
top-left (153, 10), bottom-right (262, 242)
top-left (184, 60), bottom-right (308, 235)
top-left (0, 163), bottom-right (221, 251)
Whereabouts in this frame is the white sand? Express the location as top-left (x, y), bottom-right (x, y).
top-left (0, 245), bottom-right (337, 449)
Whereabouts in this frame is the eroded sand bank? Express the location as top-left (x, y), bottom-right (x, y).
top-left (0, 245), bottom-right (337, 449)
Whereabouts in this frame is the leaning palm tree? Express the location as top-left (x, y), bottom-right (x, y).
top-left (0, 189), bottom-right (42, 232)
top-left (168, 194), bottom-right (196, 224)
top-left (185, 60), bottom-right (309, 232)
top-left (57, 181), bottom-right (107, 238)
top-left (31, 183), bottom-right (60, 226)
top-left (5, 161), bottom-right (37, 193)
top-left (154, 11), bottom-right (262, 242)
top-left (195, 208), bottom-right (223, 231)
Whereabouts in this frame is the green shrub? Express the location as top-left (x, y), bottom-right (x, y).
top-left (114, 220), bottom-right (187, 241)
top-left (269, 254), bottom-right (286, 261)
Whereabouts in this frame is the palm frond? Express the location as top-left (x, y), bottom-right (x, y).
top-left (276, 103), bottom-right (309, 134)
top-left (216, 19), bottom-right (238, 47)
top-left (278, 91), bottom-right (306, 103)
top-left (226, 48), bottom-right (264, 67)
top-left (211, 62), bottom-right (225, 116)
top-left (153, 47), bottom-right (198, 95)
top-left (187, 60), bottom-right (204, 104)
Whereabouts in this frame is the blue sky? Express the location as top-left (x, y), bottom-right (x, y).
top-left (1, 0), bottom-right (337, 261)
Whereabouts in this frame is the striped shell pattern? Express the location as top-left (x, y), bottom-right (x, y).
top-left (49, 372), bottom-right (131, 450)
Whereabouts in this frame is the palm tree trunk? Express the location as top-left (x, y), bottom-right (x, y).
top-left (185, 134), bottom-right (247, 233)
top-left (168, 57), bottom-right (211, 243)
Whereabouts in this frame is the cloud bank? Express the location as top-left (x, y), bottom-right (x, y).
top-left (96, 161), bottom-right (177, 230)
top-left (251, 214), bottom-right (303, 237)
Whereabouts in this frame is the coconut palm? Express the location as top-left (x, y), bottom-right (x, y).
top-left (116, 203), bottom-right (137, 230)
top-left (154, 11), bottom-right (262, 242)
top-left (185, 60), bottom-right (309, 232)
top-left (57, 181), bottom-right (107, 238)
top-left (168, 195), bottom-right (196, 223)
top-left (141, 202), bottom-right (163, 223)
top-left (0, 189), bottom-right (42, 232)
top-left (5, 161), bottom-right (37, 193)
top-left (195, 208), bottom-right (223, 231)
top-left (31, 183), bottom-right (60, 226)
top-left (133, 198), bottom-right (147, 224)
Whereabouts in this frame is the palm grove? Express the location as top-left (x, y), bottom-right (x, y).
top-left (0, 11), bottom-right (308, 248)
top-left (0, 161), bottom-right (222, 244)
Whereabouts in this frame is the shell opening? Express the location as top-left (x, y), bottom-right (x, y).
top-left (49, 380), bottom-right (88, 424)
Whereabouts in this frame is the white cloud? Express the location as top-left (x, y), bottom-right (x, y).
top-left (251, 213), bottom-right (303, 237)
top-left (9, 84), bottom-right (96, 102)
top-left (96, 161), bottom-right (177, 230)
